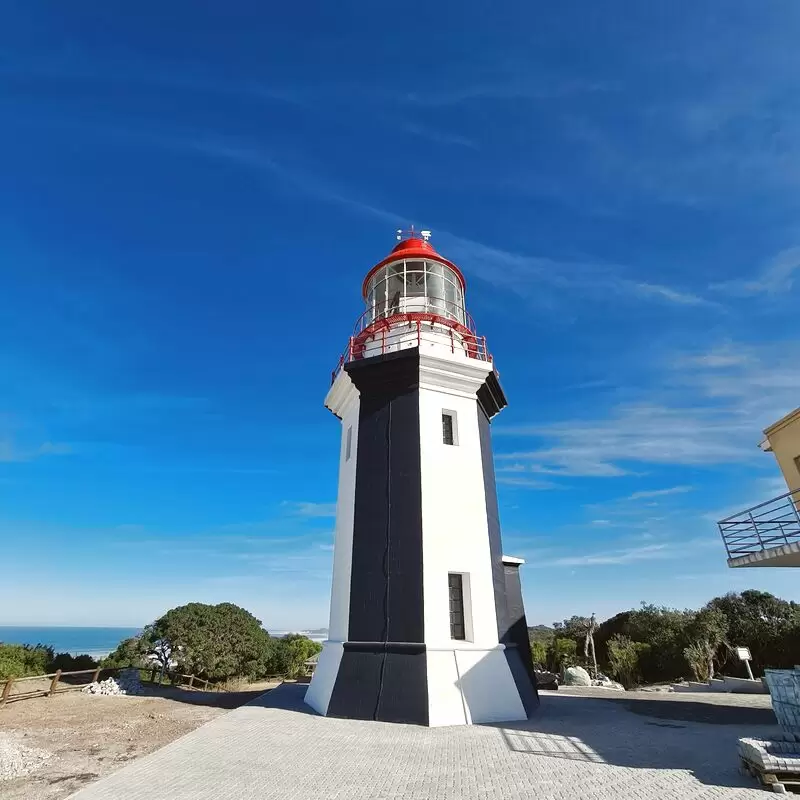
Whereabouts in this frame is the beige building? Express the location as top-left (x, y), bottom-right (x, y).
top-left (719, 407), bottom-right (800, 568)
top-left (760, 407), bottom-right (800, 496)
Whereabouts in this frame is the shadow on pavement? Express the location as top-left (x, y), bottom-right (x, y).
top-left (492, 691), bottom-right (779, 790)
top-left (142, 683), bottom-right (277, 710)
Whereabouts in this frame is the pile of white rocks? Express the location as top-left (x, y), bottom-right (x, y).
top-left (0, 733), bottom-right (51, 781)
top-left (83, 668), bottom-right (143, 696)
top-left (563, 666), bottom-right (625, 691)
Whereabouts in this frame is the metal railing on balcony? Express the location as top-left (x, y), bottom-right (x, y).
top-left (331, 310), bottom-right (491, 384)
top-left (718, 488), bottom-right (800, 558)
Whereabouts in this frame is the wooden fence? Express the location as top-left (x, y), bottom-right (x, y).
top-left (1, 666), bottom-right (288, 708)
top-left (0, 666), bottom-right (121, 707)
top-left (147, 667), bottom-right (213, 691)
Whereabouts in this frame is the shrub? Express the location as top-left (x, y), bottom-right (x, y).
top-left (530, 639), bottom-right (548, 667)
top-left (48, 653), bottom-right (99, 673)
top-left (607, 634), bottom-right (649, 688)
top-left (268, 635), bottom-right (322, 678)
top-left (0, 643), bottom-right (52, 680)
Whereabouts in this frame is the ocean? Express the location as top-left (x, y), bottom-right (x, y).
top-left (0, 626), bottom-right (141, 659)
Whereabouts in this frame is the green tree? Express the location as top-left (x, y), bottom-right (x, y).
top-left (547, 637), bottom-right (577, 672)
top-left (683, 607), bottom-right (728, 681)
top-left (626, 604), bottom-right (693, 682)
top-left (707, 590), bottom-right (800, 675)
top-left (607, 634), bottom-right (649, 688)
top-left (144, 602), bottom-right (274, 681)
top-left (102, 636), bottom-right (150, 669)
top-left (530, 639), bottom-right (548, 667)
top-left (269, 635), bottom-right (322, 678)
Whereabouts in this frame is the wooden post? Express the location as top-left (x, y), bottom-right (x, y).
top-left (1, 678), bottom-right (14, 706)
top-left (91, 667), bottom-right (101, 684)
top-left (150, 668), bottom-right (157, 684)
top-left (48, 670), bottom-right (61, 697)
top-left (187, 674), bottom-right (195, 690)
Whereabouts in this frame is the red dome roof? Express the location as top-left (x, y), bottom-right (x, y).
top-left (389, 237), bottom-right (437, 257)
top-left (361, 237), bottom-right (467, 299)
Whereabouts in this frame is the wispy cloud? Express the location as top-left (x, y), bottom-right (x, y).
top-left (496, 339), bottom-right (800, 478)
top-left (401, 123), bottom-right (478, 150)
top-left (626, 486), bottom-right (694, 501)
top-left (403, 79), bottom-right (618, 107)
top-left (283, 501), bottom-right (337, 518)
top-left (438, 232), bottom-right (711, 309)
top-left (711, 246), bottom-right (800, 296)
top-left (0, 438), bottom-right (73, 463)
top-left (531, 536), bottom-right (717, 568)
top-left (129, 135), bottom-right (711, 314)
top-left (496, 476), bottom-right (563, 490)
top-left (629, 282), bottom-right (711, 306)
top-left (534, 543), bottom-right (673, 567)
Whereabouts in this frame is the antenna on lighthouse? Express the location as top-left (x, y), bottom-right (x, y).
top-left (420, 230), bottom-right (432, 241)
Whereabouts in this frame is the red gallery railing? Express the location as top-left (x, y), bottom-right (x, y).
top-left (331, 308), bottom-right (491, 384)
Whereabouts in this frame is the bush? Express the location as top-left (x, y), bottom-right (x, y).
top-left (607, 635), bottom-right (649, 688)
top-left (0, 643), bottom-right (52, 680)
top-left (530, 639), bottom-right (548, 666)
top-left (48, 653), bottom-right (99, 673)
top-left (268, 635), bottom-right (322, 678)
top-left (547, 637), bottom-right (578, 673)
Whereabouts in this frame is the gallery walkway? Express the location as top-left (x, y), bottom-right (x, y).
top-left (68, 683), bottom-right (776, 799)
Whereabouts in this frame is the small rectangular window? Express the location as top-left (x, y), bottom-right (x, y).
top-left (794, 455), bottom-right (800, 478)
top-left (448, 573), bottom-right (466, 640)
top-left (442, 411), bottom-right (457, 446)
top-left (345, 426), bottom-right (352, 461)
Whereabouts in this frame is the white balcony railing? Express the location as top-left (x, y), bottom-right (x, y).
top-left (718, 489), bottom-right (800, 558)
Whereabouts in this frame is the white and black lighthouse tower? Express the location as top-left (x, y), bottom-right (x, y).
top-left (305, 230), bottom-right (538, 726)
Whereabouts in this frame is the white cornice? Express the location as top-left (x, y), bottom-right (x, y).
top-left (418, 352), bottom-right (494, 399)
top-left (324, 371), bottom-right (360, 419)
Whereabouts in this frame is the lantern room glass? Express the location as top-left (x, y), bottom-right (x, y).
top-left (365, 259), bottom-right (466, 325)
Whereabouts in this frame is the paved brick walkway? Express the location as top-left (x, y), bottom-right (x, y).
top-left (69, 684), bottom-right (776, 799)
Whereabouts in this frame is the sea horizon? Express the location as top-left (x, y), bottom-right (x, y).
top-left (0, 625), bottom-right (328, 658)
top-left (0, 626), bottom-right (141, 659)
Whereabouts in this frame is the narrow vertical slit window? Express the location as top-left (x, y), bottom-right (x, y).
top-left (442, 411), bottom-right (457, 446)
top-left (345, 426), bottom-right (352, 461)
top-left (448, 573), bottom-right (466, 640)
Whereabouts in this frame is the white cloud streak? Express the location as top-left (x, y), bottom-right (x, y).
top-left (496, 340), bottom-right (800, 477)
top-left (283, 502), bottom-right (337, 518)
top-left (626, 486), bottom-right (694, 501)
top-left (711, 246), bottom-right (800, 296)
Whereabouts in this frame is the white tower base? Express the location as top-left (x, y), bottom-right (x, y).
top-left (307, 346), bottom-right (538, 726)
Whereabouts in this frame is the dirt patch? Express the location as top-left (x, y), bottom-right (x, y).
top-left (0, 682), bottom-right (279, 800)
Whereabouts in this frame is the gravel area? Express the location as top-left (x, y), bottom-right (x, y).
top-left (0, 733), bottom-right (52, 781)
top-left (0, 682), bottom-right (279, 800)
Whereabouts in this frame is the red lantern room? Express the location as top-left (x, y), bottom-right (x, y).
top-left (333, 228), bottom-right (489, 378)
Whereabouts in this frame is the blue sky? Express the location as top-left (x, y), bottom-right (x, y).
top-left (1, 2), bottom-right (799, 630)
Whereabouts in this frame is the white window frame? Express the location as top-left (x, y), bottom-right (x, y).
top-left (441, 409), bottom-right (459, 446)
top-left (448, 571), bottom-right (474, 642)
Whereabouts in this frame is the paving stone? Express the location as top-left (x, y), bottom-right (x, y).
top-left (68, 684), bottom-right (773, 799)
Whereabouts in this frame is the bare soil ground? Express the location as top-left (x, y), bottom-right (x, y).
top-left (0, 682), bottom-right (280, 800)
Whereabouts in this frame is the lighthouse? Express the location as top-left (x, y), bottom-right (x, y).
top-left (305, 230), bottom-right (538, 726)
